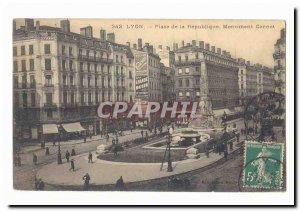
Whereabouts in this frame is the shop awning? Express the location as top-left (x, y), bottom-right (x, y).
top-left (62, 122), bottom-right (86, 133)
top-left (43, 124), bottom-right (58, 134)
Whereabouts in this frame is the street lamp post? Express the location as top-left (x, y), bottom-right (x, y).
top-left (57, 125), bottom-right (62, 164)
top-left (167, 127), bottom-right (173, 172)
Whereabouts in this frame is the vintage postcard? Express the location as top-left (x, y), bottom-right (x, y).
top-left (12, 19), bottom-right (288, 195)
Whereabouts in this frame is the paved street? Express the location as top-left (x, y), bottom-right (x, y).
top-left (13, 118), bottom-right (285, 191)
top-left (13, 127), bottom-right (167, 190)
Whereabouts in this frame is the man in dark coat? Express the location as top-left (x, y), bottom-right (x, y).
top-left (116, 176), bottom-right (125, 191)
top-left (70, 159), bottom-right (75, 171)
top-left (71, 148), bottom-right (76, 156)
top-left (33, 153), bottom-right (37, 165)
top-left (45, 147), bottom-right (50, 155)
top-left (88, 152), bottom-right (93, 163)
top-left (141, 130), bottom-right (144, 137)
top-left (83, 173), bottom-right (91, 190)
top-left (65, 150), bottom-right (70, 162)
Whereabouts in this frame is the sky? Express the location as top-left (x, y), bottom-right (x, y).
top-left (15, 19), bottom-right (285, 67)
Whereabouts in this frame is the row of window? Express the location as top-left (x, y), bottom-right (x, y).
top-left (178, 66), bottom-right (201, 74)
top-left (13, 44), bottom-right (51, 56)
top-left (178, 91), bottom-right (200, 97)
top-left (13, 59), bottom-right (35, 72)
top-left (177, 78), bottom-right (200, 87)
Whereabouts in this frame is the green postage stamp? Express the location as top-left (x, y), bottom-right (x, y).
top-left (243, 142), bottom-right (284, 189)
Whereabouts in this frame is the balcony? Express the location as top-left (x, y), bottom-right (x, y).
top-left (44, 84), bottom-right (54, 87)
top-left (78, 55), bottom-right (113, 64)
top-left (274, 65), bottom-right (283, 70)
top-left (273, 52), bottom-right (285, 59)
top-left (275, 80), bottom-right (284, 86)
top-left (175, 59), bottom-right (202, 66)
top-left (44, 103), bottom-right (57, 109)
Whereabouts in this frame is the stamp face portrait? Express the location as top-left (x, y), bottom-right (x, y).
top-left (243, 142), bottom-right (284, 189)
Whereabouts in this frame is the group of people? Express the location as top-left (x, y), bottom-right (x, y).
top-left (81, 174), bottom-right (125, 191)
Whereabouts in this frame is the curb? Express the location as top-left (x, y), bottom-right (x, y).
top-left (43, 144), bottom-right (244, 190)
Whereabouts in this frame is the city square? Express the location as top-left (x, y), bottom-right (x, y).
top-left (12, 18), bottom-right (286, 192)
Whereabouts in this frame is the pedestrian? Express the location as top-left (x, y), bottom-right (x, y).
top-left (229, 141), bottom-right (233, 151)
top-left (65, 150), bottom-right (70, 162)
top-left (84, 136), bottom-right (86, 143)
top-left (45, 147), bottom-right (50, 155)
top-left (41, 141), bottom-right (45, 149)
top-left (145, 131), bottom-right (148, 141)
top-left (241, 129), bottom-right (243, 136)
top-left (224, 150), bottom-right (228, 160)
top-left (237, 133), bottom-right (240, 142)
top-left (33, 153), bottom-right (37, 165)
top-left (90, 133), bottom-right (92, 140)
top-left (115, 176), bottom-right (125, 191)
top-left (141, 130), bottom-right (144, 137)
top-left (83, 173), bottom-right (91, 190)
top-left (88, 152), bottom-right (93, 163)
top-left (113, 145), bottom-right (118, 156)
top-left (172, 124), bottom-right (175, 130)
top-left (70, 159), bottom-right (75, 171)
top-left (205, 145), bottom-right (210, 158)
top-left (37, 179), bottom-right (44, 190)
top-left (130, 127), bottom-right (133, 133)
top-left (71, 148), bottom-right (76, 156)
top-left (106, 134), bottom-right (109, 142)
top-left (116, 136), bottom-right (119, 145)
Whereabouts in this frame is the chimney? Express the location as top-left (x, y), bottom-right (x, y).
top-left (138, 38), bottom-right (142, 50)
top-left (222, 50), bottom-right (226, 56)
top-left (100, 29), bottom-right (106, 40)
top-left (205, 43), bottom-right (210, 51)
top-left (80, 26), bottom-right (93, 38)
top-left (126, 42), bottom-right (131, 47)
top-left (181, 40), bottom-right (185, 47)
top-left (217, 48), bottom-right (221, 54)
top-left (192, 40), bottom-right (197, 47)
top-left (107, 33), bottom-right (115, 43)
top-left (149, 45), bottom-right (154, 53)
top-left (133, 43), bottom-right (137, 49)
top-left (199, 41), bottom-right (204, 49)
top-left (60, 19), bottom-right (70, 33)
top-left (187, 43), bottom-right (191, 46)
top-left (13, 20), bottom-right (16, 31)
top-left (145, 42), bottom-right (150, 47)
top-left (166, 46), bottom-right (170, 51)
top-left (211, 46), bottom-right (215, 53)
top-left (159, 45), bottom-right (162, 49)
top-left (24, 18), bottom-right (34, 31)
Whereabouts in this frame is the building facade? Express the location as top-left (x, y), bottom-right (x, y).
top-left (13, 19), bottom-right (134, 141)
top-left (273, 28), bottom-right (286, 95)
top-left (174, 41), bottom-right (239, 114)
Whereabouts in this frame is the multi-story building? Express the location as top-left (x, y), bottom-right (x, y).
top-left (273, 28), bottom-right (286, 95)
top-left (174, 40), bottom-right (239, 116)
top-left (13, 19), bottom-right (134, 141)
top-left (238, 58), bottom-right (275, 106)
top-left (237, 59), bottom-right (257, 106)
top-left (156, 45), bottom-right (176, 102)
